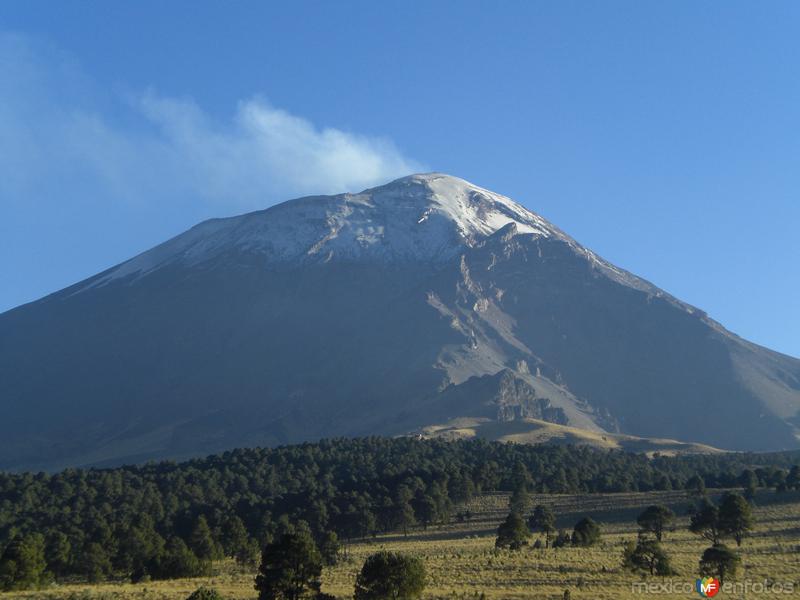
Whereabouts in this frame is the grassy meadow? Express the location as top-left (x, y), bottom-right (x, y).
top-left (4, 489), bottom-right (799, 600)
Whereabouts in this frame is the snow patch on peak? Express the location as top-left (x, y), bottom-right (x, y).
top-left (84, 173), bottom-right (562, 289)
top-left (378, 173), bottom-right (554, 240)
top-left (422, 174), bottom-right (550, 238)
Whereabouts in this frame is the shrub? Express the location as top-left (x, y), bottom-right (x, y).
top-left (186, 587), bottom-right (225, 600)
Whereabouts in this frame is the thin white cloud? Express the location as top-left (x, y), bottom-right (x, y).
top-left (0, 33), bottom-right (422, 213)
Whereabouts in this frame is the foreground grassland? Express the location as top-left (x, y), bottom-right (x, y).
top-left (5, 490), bottom-right (799, 600)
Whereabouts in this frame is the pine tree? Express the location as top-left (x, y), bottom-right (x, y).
top-left (511, 461), bottom-right (533, 491)
top-left (222, 515), bottom-right (250, 559)
top-left (528, 505), bottom-right (556, 547)
top-left (571, 518), bottom-right (601, 547)
top-left (255, 532), bottom-right (322, 600)
top-left (354, 552), bottom-right (425, 600)
top-left (82, 542), bottom-right (112, 583)
top-left (623, 538), bottom-right (676, 576)
top-left (687, 475), bottom-right (707, 497)
top-left (718, 492), bottom-right (754, 546)
top-left (689, 499), bottom-right (720, 545)
top-left (412, 494), bottom-right (437, 530)
top-left (235, 539), bottom-right (262, 568)
top-left (45, 531), bottom-right (71, 578)
top-left (636, 505), bottom-right (675, 542)
top-left (117, 515), bottom-right (165, 580)
top-left (156, 537), bottom-right (206, 579)
top-left (495, 512), bottom-right (529, 550)
top-left (319, 531), bottom-right (340, 566)
top-left (509, 486), bottom-right (532, 516)
top-left (0, 534), bottom-right (49, 591)
top-left (190, 515), bottom-right (220, 562)
top-left (739, 470), bottom-right (758, 501)
top-left (393, 486), bottom-right (417, 536)
top-left (699, 544), bottom-right (740, 583)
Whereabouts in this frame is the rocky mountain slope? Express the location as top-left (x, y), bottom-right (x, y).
top-left (1, 173), bottom-right (799, 470)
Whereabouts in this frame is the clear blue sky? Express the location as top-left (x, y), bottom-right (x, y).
top-left (2, 1), bottom-right (798, 358)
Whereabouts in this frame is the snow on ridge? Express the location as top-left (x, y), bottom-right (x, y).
top-left (85, 173), bottom-right (560, 288)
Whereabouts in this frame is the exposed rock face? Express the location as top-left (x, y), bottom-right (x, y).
top-left (424, 369), bottom-right (569, 425)
top-left (1, 173), bottom-right (799, 470)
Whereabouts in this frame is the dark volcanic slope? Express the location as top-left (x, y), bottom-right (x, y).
top-left (1, 174), bottom-right (798, 469)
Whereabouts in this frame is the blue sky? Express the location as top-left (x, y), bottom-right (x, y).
top-left (2, 1), bottom-right (799, 358)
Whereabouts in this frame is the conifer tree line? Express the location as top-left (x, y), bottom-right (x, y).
top-left (0, 437), bottom-right (798, 588)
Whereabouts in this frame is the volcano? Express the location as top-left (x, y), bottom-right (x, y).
top-left (2, 173), bottom-right (799, 470)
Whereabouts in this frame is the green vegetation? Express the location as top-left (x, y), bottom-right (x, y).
top-left (570, 517), bottom-right (601, 547)
top-left (318, 532), bottom-right (340, 567)
top-left (190, 516), bottom-right (221, 564)
top-left (622, 538), bottom-right (675, 576)
top-left (156, 537), bottom-right (209, 580)
top-left (353, 552), bottom-right (425, 600)
top-left (635, 505), bottom-right (674, 541)
top-left (254, 532), bottom-right (322, 600)
top-left (527, 504), bottom-right (556, 547)
top-left (689, 499), bottom-right (721, 545)
top-left (186, 587), bottom-right (225, 600)
top-left (494, 513), bottom-right (529, 550)
top-left (698, 544), bottom-right (740, 583)
top-left (0, 437), bottom-right (798, 591)
top-left (689, 492), bottom-right (753, 547)
top-left (0, 533), bottom-right (48, 591)
top-left (0, 487), bottom-right (798, 599)
top-left (717, 492), bottom-right (754, 546)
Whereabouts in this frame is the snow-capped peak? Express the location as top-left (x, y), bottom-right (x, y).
top-left (86, 173), bottom-right (562, 287)
top-left (369, 173), bottom-right (555, 240)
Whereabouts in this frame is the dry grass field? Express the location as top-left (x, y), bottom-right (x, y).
top-left (4, 489), bottom-right (799, 600)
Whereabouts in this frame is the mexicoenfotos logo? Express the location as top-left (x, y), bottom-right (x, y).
top-left (696, 577), bottom-right (721, 598)
top-left (632, 578), bottom-right (794, 595)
